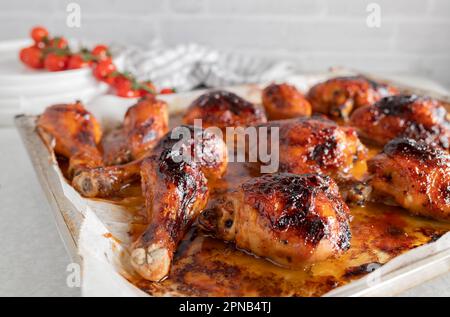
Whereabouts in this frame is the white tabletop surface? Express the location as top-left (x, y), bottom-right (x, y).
top-left (0, 76), bottom-right (449, 297)
top-left (0, 128), bottom-right (79, 296)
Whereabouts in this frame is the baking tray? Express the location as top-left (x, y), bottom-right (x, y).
top-left (15, 71), bottom-right (450, 296)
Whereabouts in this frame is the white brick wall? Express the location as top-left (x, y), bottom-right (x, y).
top-left (0, 0), bottom-right (449, 89)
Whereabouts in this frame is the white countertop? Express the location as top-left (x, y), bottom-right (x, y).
top-left (1, 75), bottom-right (449, 296)
top-left (0, 128), bottom-right (79, 296)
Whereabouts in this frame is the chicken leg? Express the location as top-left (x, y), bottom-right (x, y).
top-left (131, 126), bottom-right (228, 281)
top-left (101, 95), bottom-right (169, 165)
top-left (37, 102), bottom-right (103, 178)
top-left (72, 96), bottom-right (169, 197)
top-left (199, 173), bottom-right (352, 267)
top-left (368, 138), bottom-right (450, 221)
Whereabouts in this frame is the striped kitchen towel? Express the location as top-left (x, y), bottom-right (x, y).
top-left (119, 43), bottom-right (298, 92)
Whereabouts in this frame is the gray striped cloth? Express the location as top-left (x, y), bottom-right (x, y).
top-left (119, 44), bottom-right (298, 91)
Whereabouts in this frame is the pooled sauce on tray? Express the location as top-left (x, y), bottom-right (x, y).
top-left (130, 162), bottom-right (450, 297)
top-left (56, 112), bottom-right (450, 297)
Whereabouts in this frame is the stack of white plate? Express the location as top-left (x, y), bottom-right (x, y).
top-left (0, 39), bottom-right (112, 126)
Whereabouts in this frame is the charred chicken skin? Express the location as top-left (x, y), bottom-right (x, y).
top-left (256, 117), bottom-right (367, 179)
top-left (350, 95), bottom-right (450, 150)
top-left (102, 96), bottom-right (169, 165)
top-left (123, 96), bottom-right (169, 160)
top-left (72, 96), bottom-right (169, 197)
top-left (307, 76), bottom-right (398, 120)
top-left (183, 90), bottom-right (267, 130)
top-left (131, 126), bottom-right (228, 281)
top-left (368, 138), bottom-right (450, 221)
top-left (199, 173), bottom-right (351, 266)
top-left (37, 102), bottom-right (103, 178)
top-left (261, 83), bottom-right (312, 120)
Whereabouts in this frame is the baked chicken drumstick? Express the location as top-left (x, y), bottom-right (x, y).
top-left (124, 96), bottom-right (169, 160)
top-left (261, 83), bottom-right (312, 120)
top-left (199, 173), bottom-right (352, 267)
top-left (183, 90), bottom-right (267, 130)
top-left (257, 117), bottom-right (367, 179)
top-left (307, 76), bottom-right (398, 120)
top-left (37, 101), bottom-right (103, 178)
top-left (368, 138), bottom-right (450, 221)
top-left (350, 95), bottom-right (450, 150)
top-left (72, 96), bottom-right (168, 197)
top-left (102, 96), bottom-right (169, 165)
top-left (255, 117), bottom-right (368, 204)
top-left (131, 126), bottom-right (228, 281)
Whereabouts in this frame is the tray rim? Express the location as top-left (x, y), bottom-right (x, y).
top-left (15, 115), bottom-right (82, 264)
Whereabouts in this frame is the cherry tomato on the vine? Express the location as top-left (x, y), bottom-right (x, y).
top-left (44, 53), bottom-right (69, 71)
top-left (160, 88), bottom-right (176, 94)
top-left (19, 26), bottom-right (165, 94)
top-left (34, 41), bottom-right (47, 49)
top-left (116, 86), bottom-right (142, 98)
top-left (103, 73), bottom-right (118, 85)
top-left (30, 26), bottom-right (49, 43)
top-left (114, 76), bottom-right (131, 91)
top-left (112, 74), bottom-right (130, 89)
top-left (114, 78), bottom-right (141, 98)
top-left (49, 37), bottom-right (68, 49)
top-left (139, 81), bottom-right (156, 96)
top-left (92, 44), bottom-right (110, 61)
top-left (93, 59), bottom-right (116, 81)
top-left (67, 54), bottom-right (90, 70)
top-left (19, 46), bottom-right (44, 69)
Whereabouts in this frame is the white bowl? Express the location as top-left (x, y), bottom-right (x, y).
top-left (0, 39), bottom-right (125, 93)
top-left (0, 39), bottom-right (124, 125)
top-left (0, 39), bottom-right (92, 85)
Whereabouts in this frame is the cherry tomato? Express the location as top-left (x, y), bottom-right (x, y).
top-left (34, 41), bottom-right (47, 49)
top-left (114, 76), bottom-right (132, 90)
top-left (93, 59), bottom-right (116, 81)
top-left (19, 46), bottom-right (44, 69)
top-left (112, 74), bottom-right (130, 89)
top-left (91, 44), bottom-right (110, 61)
top-left (160, 88), bottom-right (176, 94)
top-left (139, 81), bottom-right (156, 96)
top-left (44, 53), bottom-right (69, 71)
top-left (50, 37), bottom-right (68, 49)
top-left (30, 26), bottom-right (49, 43)
top-left (116, 86), bottom-right (142, 98)
top-left (103, 73), bottom-right (118, 85)
top-left (67, 54), bottom-right (90, 69)
top-left (114, 78), bottom-right (141, 98)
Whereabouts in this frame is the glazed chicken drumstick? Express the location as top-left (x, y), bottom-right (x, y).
top-left (102, 96), bottom-right (169, 165)
top-left (183, 90), bottom-right (267, 130)
top-left (123, 95), bottom-right (169, 159)
top-left (199, 173), bottom-right (352, 267)
top-left (261, 83), bottom-right (312, 120)
top-left (37, 101), bottom-right (103, 178)
top-left (131, 126), bottom-right (228, 281)
top-left (72, 96), bottom-right (168, 197)
top-left (350, 95), bottom-right (450, 150)
top-left (307, 76), bottom-right (398, 120)
top-left (254, 116), bottom-right (369, 204)
top-left (368, 138), bottom-right (450, 221)
top-left (256, 117), bottom-right (367, 178)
